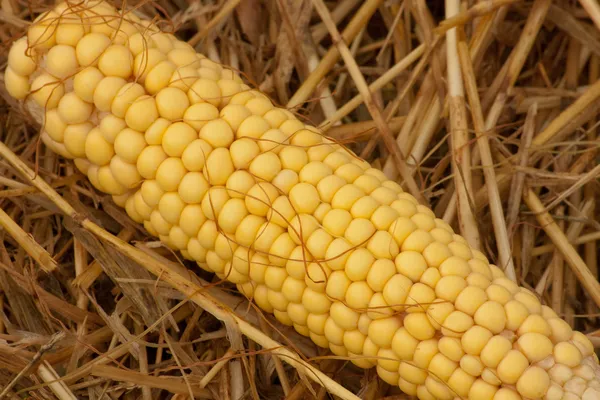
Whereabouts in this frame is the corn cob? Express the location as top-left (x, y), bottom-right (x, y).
top-left (4, 1), bottom-right (600, 399)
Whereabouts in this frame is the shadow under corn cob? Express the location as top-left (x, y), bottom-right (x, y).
top-left (3, 1), bottom-right (600, 399)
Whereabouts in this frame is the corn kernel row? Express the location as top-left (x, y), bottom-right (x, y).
top-left (4, 1), bottom-right (600, 399)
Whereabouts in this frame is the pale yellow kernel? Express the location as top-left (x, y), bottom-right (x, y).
top-left (97, 45), bottom-right (133, 79)
top-left (271, 169), bottom-right (298, 195)
top-left (63, 123), bottom-right (93, 158)
top-left (395, 251), bottom-right (428, 282)
top-left (113, 128), bottom-right (146, 164)
top-left (455, 286), bottom-right (488, 316)
top-left (200, 187), bottom-right (230, 220)
top-left (554, 342), bottom-right (583, 368)
top-left (303, 261), bottom-right (329, 292)
top-left (493, 388), bottom-right (522, 400)
top-left (516, 366), bottom-right (550, 399)
top-left (253, 222), bottom-right (285, 253)
top-left (266, 290), bottom-right (288, 310)
top-left (514, 291), bottom-right (543, 315)
top-left (305, 229), bottom-right (333, 260)
top-left (137, 146), bottom-right (170, 180)
top-left (281, 276), bottom-right (306, 303)
top-left (461, 354), bottom-right (484, 376)
top-left (517, 314), bottom-right (551, 337)
top-left (382, 274), bottom-right (412, 311)
top-left (141, 180), bottom-right (164, 207)
top-left (420, 267), bottom-right (441, 289)
top-left (399, 361), bottom-right (428, 386)
top-left (45, 110), bottom-right (67, 143)
top-left (344, 218), bottom-right (376, 246)
top-left (429, 227), bottom-right (454, 244)
top-left (468, 259), bottom-right (492, 281)
top-left (150, 210), bottom-right (172, 235)
top-left (4, 68), bottom-right (30, 100)
top-left (179, 205), bottom-right (207, 237)
top-left (125, 195), bottom-right (144, 223)
top-left (390, 198), bottom-right (418, 218)
top-left (180, 104), bottom-right (219, 132)
top-left (248, 152), bottom-right (281, 182)
top-left (324, 238), bottom-right (352, 271)
top-left (448, 368), bottom-right (476, 398)
top-left (366, 231), bottom-right (399, 260)
top-left (167, 48), bottom-right (200, 68)
top-left (367, 292), bottom-right (393, 320)
top-left (468, 379), bottom-right (498, 400)
top-left (548, 318), bottom-right (573, 343)
top-left (125, 96), bottom-right (159, 132)
top-left (426, 299), bottom-right (454, 329)
top-left (168, 225), bottom-right (190, 250)
top-left (155, 87), bottom-right (189, 120)
top-left (179, 172), bottom-right (210, 204)
top-left (448, 241), bottom-right (473, 260)
top-left (76, 33), bottom-right (110, 66)
top-left (142, 60), bottom-right (175, 94)
top-left (7, 38), bottom-right (36, 76)
top-left (441, 310), bottom-right (474, 337)
top-left (571, 331), bottom-right (595, 357)
top-left (264, 266), bottom-right (288, 292)
top-left (46, 45), bottom-right (78, 79)
top-left (367, 316), bottom-right (401, 348)
top-left (366, 259), bottom-right (396, 292)
top-left (517, 332), bottom-right (553, 363)
top-left (497, 349), bottom-right (529, 384)
top-left (429, 352), bottom-right (459, 382)
top-left (404, 312), bottom-right (436, 341)
top-left (388, 217), bottom-right (418, 248)
top-left (197, 220), bottom-right (218, 249)
top-left (346, 281), bottom-right (374, 310)
top-left (287, 213), bottom-right (319, 245)
top-left (31, 74), bottom-right (65, 109)
top-left (413, 339), bottom-right (440, 370)
top-left (479, 335), bottom-right (512, 368)
top-left (253, 285), bottom-right (274, 313)
top-left (377, 347), bottom-right (400, 373)
top-left (439, 337), bottom-right (465, 362)
top-left (227, 140), bottom-right (258, 171)
top-left (435, 275), bottom-right (467, 302)
top-left (401, 229), bottom-right (434, 252)
top-left (405, 282), bottom-right (437, 312)
top-left (458, 325), bottom-right (492, 358)
top-left (391, 328), bottom-right (419, 360)
top-left (93, 76), bottom-right (127, 112)
top-left (156, 123), bottom-right (195, 158)
top-left (370, 205), bottom-right (400, 231)
top-left (110, 156), bottom-right (142, 188)
top-left (97, 166), bottom-right (127, 195)
top-left (236, 115), bottom-right (270, 140)
top-left (474, 301), bottom-right (507, 334)
top-left (216, 79), bottom-right (243, 107)
top-left (299, 161), bottom-right (333, 187)
top-left (342, 248), bottom-right (373, 282)
top-left (158, 192), bottom-right (186, 224)
top-left (301, 288), bottom-right (331, 314)
top-left (331, 184), bottom-right (365, 211)
top-left (133, 48), bottom-right (166, 81)
top-left (57, 92), bottom-right (92, 125)
top-left (504, 300), bottom-right (529, 331)
top-left (351, 174), bottom-right (379, 194)
top-left (85, 128), bottom-right (114, 166)
top-left (203, 148), bottom-right (235, 185)
top-left (325, 270), bottom-right (351, 301)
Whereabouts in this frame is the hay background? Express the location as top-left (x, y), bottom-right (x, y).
top-left (0, 0), bottom-right (599, 399)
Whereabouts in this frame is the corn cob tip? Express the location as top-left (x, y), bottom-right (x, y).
top-left (3, 1), bottom-right (600, 399)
